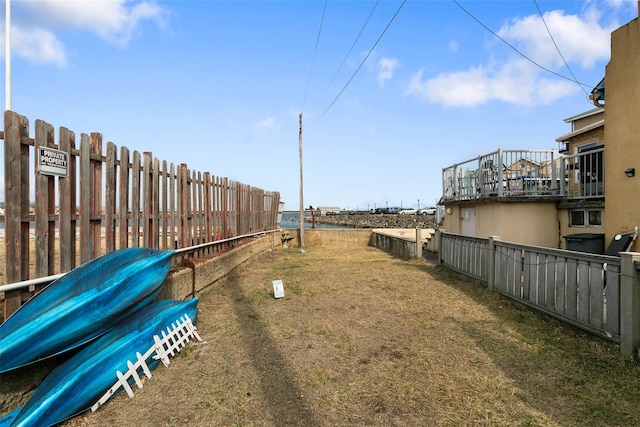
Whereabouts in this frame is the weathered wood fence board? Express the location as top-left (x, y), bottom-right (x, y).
top-left (58, 126), bottom-right (77, 273)
top-left (3, 113), bottom-right (30, 316)
top-left (440, 233), bottom-right (488, 282)
top-left (441, 232), bottom-right (626, 344)
top-left (34, 119), bottom-right (56, 286)
top-left (2, 111), bottom-right (281, 319)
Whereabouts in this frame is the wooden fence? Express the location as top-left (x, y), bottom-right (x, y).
top-left (2, 110), bottom-right (281, 318)
top-left (439, 231), bottom-right (640, 357)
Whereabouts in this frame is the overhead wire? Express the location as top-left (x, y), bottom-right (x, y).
top-left (327, 0), bottom-right (381, 89)
top-left (320, 0), bottom-right (407, 118)
top-left (303, 0), bottom-right (329, 109)
top-left (533, 0), bottom-right (591, 99)
top-left (452, 0), bottom-right (593, 91)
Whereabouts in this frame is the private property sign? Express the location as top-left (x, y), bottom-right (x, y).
top-left (38, 147), bottom-right (68, 177)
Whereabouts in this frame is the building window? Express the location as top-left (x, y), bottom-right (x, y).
top-left (570, 210), bottom-right (585, 226)
top-left (588, 210), bottom-right (602, 225)
top-left (569, 209), bottom-right (602, 227)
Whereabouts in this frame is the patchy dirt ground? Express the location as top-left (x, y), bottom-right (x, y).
top-left (2, 245), bottom-right (640, 426)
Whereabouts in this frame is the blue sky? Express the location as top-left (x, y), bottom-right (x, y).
top-left (1, 0), bottom-right (638, 211)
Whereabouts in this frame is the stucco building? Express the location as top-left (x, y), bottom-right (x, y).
top-left (601, 14), bottom-right (640, 246)
top-left (439, 8), bottom-right (639, 253)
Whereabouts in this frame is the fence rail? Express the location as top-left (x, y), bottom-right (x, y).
top-left (493, 240), bottom-right (620, 340)
top-left (439, 231), bottom-right (640, 357)
top-left (440, 234), bottom-right (488, 281)
top-left (2, 111), bottom-right (281, 319)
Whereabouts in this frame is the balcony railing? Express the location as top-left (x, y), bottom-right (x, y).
top-left (442, 149), bottom-right (560, 202)
top-left (560, 147), bottom-right (604, 199)
top-left (442, 148), bottom-right (605, 202)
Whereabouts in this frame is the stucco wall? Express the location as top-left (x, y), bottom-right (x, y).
top-left (480, 203), bottom-right (558, 247)
top-left (569, 131), bottom-right (604, 148)
top-left (441, 205), bottom-right (461, 234)
top-left (442, 202), bottom-right (559, 248)
top-left (574, 111), bottom-right (604, 130)
top-left (604, 17), bottom-right (640, 242)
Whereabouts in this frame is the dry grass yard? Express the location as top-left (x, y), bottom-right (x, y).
top-left (3, 244), bottom-right (640, 426)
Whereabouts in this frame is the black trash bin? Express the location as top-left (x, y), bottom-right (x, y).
top-left (563, 233), bottom-right (605, 254)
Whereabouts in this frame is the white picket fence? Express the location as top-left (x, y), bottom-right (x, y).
top-left (91, 314), bottom-right (202, 412)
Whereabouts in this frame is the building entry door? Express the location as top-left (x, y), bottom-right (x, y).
top-left (461, 207), bottom-right (476, 237)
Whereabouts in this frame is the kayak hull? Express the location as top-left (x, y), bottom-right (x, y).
top-left (2, 298), bottom-right (198, 427)
top-left (0, 248), bottom-right (174, 373)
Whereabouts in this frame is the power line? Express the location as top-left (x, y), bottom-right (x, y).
top-left (533, 0), bottom-right (590, 99)
top-left (303, 0), bottom-right (328, 109)
top-left (327, 0), bottom-right (381, 89)
top-left (320, 0), bottom-right (407, 118)
top-left (452, 0), bottom-right (592, 90)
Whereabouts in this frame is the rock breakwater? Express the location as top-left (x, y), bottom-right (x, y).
top-left (306, 214), bottom-right (435, 229)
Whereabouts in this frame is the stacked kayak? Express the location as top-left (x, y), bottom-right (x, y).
top-left (0, 247), bottom-right (174, 373)
top-left (0, 298), bottom-right (199, 427)
top-left (0, 248), bottom-right (201, 427)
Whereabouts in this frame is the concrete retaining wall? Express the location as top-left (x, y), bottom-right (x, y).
top-left (162, 228), bottom-right (427, 301)
top-left (282, 228), bottom-right (372, 247)
top-left (284, 227), bottom-right (427, 259)
top-left (159, 232), bottom-right (279, 300)
top-left (370, 232), bottom-right (418, 258)
top-left (370, 228), bottom-right (436, 259)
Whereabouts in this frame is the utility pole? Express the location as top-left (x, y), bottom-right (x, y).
top-left (5, 0), bottom-right (11, 111)
top-left (298, 113), bottom-right (304, 249)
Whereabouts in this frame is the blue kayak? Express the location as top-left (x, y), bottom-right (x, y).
top-left (0, 247), bottom-right (174, 373)
top-left (0, 298), bottom-right (199, 427)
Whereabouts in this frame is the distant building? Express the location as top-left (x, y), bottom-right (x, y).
top-left (316, 206), bottom-right (340, 216)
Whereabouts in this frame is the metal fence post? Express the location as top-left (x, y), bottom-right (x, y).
top-left (620, 252), bottom-right (640, 358)
top-left (487, 236), bottom-right (500, 293)
top-left (497, 148), bottom-right (504, 197)
top-left (559, 157), bottom-right (566, 196)
top-left (550, 150), bottom-right (557, 194)
top-left (437, 229), bottom-right (445, 265)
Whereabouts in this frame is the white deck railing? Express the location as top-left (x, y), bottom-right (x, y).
top-left (442, 148), bottom-right (606, 202)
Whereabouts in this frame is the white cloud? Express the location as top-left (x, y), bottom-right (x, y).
top-left (600, 0), bottom-right (639, 11)
top-left (497, 9), bottom-right (612, 69)
top-left (21, 0), bottom-right (169, 47)
top-left (405, 58), bottom-right (577, 108)
top-left (405, 7), bottom-right (614, 107)
top-left (251, 117), bottom-right (279, 140)
top-left (1, 24), bottom-right (67, 66)
top-left (377, 57), bottom-right (399, 88)
top-left (406, 67), bottom-right (490, 108)
top-left (0, 1), bottom-right (168, 66)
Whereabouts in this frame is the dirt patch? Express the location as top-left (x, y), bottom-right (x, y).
top-left (2, 245), bottom-right (640, 426)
